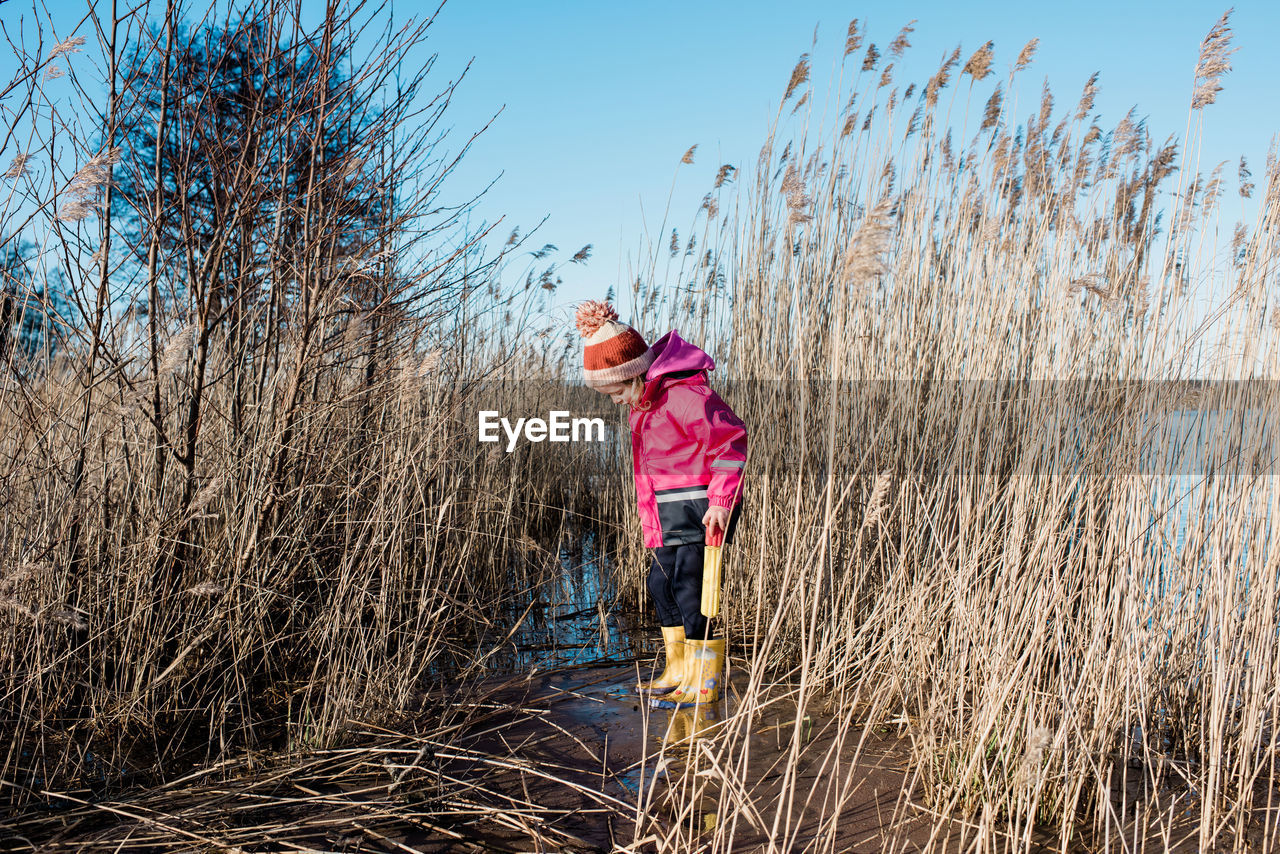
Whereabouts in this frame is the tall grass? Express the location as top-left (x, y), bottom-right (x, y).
top-left (625, 9), bottom-right (1280, 852)
top-left (0, 288), bottom-right (614, 790)
top-left (0, 0), bottom-right (625, 817)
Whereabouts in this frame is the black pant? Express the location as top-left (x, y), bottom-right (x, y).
top-left (647, 544), bottom-right (716, 640)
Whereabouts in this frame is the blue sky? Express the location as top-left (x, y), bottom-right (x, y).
top-left (12, 0), bottom-right (1280, 320)
top-left (418, 0), bottom-right (1278, 316)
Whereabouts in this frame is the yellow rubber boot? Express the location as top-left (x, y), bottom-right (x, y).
top-left (636, 626), bottom-right (687, 694)
top-left (653, 638), bottom-right (725, 707)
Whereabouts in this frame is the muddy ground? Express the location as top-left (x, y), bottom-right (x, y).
top-left (420, 661), bottom-right (937, 852)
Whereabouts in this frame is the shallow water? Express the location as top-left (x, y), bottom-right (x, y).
top-left (473, 530), bottom-right (648, 674)
top-left (430, 662), bottom-right (929, 852)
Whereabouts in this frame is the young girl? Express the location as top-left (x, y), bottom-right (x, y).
top-left (575, 300), bottom-right (747, 707)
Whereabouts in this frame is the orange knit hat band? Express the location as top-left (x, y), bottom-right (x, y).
top-left (575, 300), bottom-right (653, 387)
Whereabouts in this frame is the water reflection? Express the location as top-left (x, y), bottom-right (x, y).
top-left (476, 530), bottom-right (647, 672)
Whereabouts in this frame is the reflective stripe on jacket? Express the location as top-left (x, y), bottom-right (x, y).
top-left (629, 330), bottom-right (748, 548)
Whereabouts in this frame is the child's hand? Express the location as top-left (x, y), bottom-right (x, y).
top-left (702, 505), bottom-right (731, 541)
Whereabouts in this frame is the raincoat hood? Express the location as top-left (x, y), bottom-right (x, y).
top-left (644, 330), bottom-right (715, 381)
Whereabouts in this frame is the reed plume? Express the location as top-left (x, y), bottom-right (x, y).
top-left (783, 53), bottom-right (810, 101)
top-left (3, 153), bottom-right (31, 179)
top-left (962, 41), bottom-right (994, 81)
top-left (1238, 155), bottom-right (1254, 197)
top-left (1192, 9), bottom-right (1235, 109)
top-left (861, 43), bottom-right (880, 72)
top-left (158, 324), bottom-right (196, 376)
top-left (48, 35), bottom-right (86, 58)
top-left (1014, 37), bottom-right (1039, 72)
top-left (888, 20), bottom-right (916, 58)
top-left (839, 196), bottom-right (894, 287)
top-left (981, 86), bottom-right (1003, 131)
top-left (843, 19), bottom-right (861, 58)
top-left (1075, 71), bottom-right (1100, 119)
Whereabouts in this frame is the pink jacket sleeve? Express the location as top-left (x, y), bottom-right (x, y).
top-left (675, 385), bottom-right (748, 508)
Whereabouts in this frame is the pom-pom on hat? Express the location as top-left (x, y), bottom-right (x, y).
top-left (575, 300), bottom-right (654, 388)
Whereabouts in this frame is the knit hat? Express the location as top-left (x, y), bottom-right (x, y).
top-left (575, 300), bottom-right (654, 388)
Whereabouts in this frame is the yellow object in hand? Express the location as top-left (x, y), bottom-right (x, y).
top-left (701, 545), bottom-right (722, 617)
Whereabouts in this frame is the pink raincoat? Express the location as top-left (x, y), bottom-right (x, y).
top-left (629, 331), bottom-right (747, 548)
